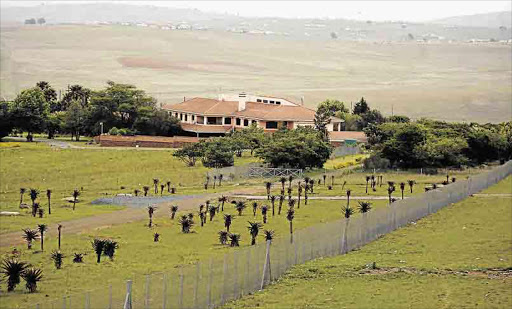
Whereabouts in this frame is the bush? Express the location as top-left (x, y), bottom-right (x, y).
top-left (108, 127), bottom-right (119, 135)
top-left (363, 155), bottom-right (391, 170)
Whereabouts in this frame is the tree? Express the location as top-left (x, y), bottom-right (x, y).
top-left (38, 224), bottom-right (47, 251)
top-left (270, 195), bottom-right (277, 216)
top-left (365, 175), bottom-right (370, 194)
top-left (278, 194), bottom-right (285, 214)
top-left (341, 205), bottom-right (354, 254)
top-left (29, 189), bottom-right (39, 217)
top-left (36, 81), bottom-right (57, 109)
top-left (170, 205), bottom-right (178, 219)
top-left (234, 201), bottom-right (247, 216)
top-left (358, 201), bottom-right (372, 242)
top-left (247, 221), bottom-right (263, 245)
top-left (280, 177), bottom-right (287, 192)
top-left (387, 186), bottom-right (395, 204)
top-left (46, 189), bottom-right (52, 215)
top-left (286, 208), bottom-right (295, 243)
top-left (57, 224), bottom-right (62, 250)
top-left (19, 188), bottom-right (26, 208)
top-left (208, 205), bottom-right (217, 222)
top-left (408, 180), bottom-right (415, 193)
top-left (330, 32), bottom-right (338, 39)
top-left (154, 233), bottom-right (160, 242)
top-left (22, 229), bottom-right (39, 250)
top-left (297, 185), bottom-right (302, 208)
top-left (218, 231), bottom-right (229, 245)
top-left (388, 115), bottom-right (410, 123)
top-left (252, 201), bottom-right (258, 217)
top-left (1, 258), bottom-right (28, 292)
top-left (25, 18), bottom-right (36, 24)
top-left (346, 189), bottom-right (351, 207)
top-left (91, 239), bottom-right (106, 263)
top-left (147, 206), bottom-right (155, 227)
top-left (72, 189), bottom-right (80, 211)
top-left (72, 253), bottom-right (84, 263)
top-left (21, 268), bottom-right (43, 293)
top-left (265, 182), bottom-right (272, 200)
top-left (400, 182), bottom-right (406, 199)
top-left (229, 233), bottom-right (241, 247)
top-left (261, 205), bottom-right (268, 224)
top-left (51, 251), bottom-right (64, 269)
top-left (64, 100), bottom-right (86, 141)
top-left (37, 17), bottom-right (46, 25)
top-left (201, 138), bottom-right (235, 168)
top-left (218, 196), bottom-right (227, 212)
top-left (143, 186), bottom-right (150, 196)
top-left (11, 88), bottom-right (49, 140)
top-left (0, 101), bottom-right (14, 140)
top-left (353, 97), bottom-right (370, 115)
top-left (153, 178), bottom-right (159, 194)
top-left (173, 142), bottom-right (204, 167)
top-left (263, 230), bottom-right (275, 242)
top-left (314, 108), bottom-right (331, 140)
top-left (224, 214), bottom-right (234, 232)
top-left (357, 109), bottom-right (385, 130)
top-left (103, 240), bottom-right (118, 261)
top-left (179, 216), bottom-right (193, 233)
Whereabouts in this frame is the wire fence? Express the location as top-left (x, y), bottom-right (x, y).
top-left (30, 161), bottom-right (512, 309)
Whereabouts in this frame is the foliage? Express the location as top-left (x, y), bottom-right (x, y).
top-left (50, 251), bottom-right (64, 269)
top-left (0, 101), bottom-right (14, 140)
top-left (103, 240), bottom-right (119, 260)
top-left (200, 138), bottom-right (235, 168)
top-left (10, 88), bottom-right (49, 136)
top-left (173, 142), bottom-right (205, 166)
top-left (353, 97), bottom-right (370, 115)
top-left (21, 268), bottom-right (43, 293)
top-left (1, 258), bottom-right (28, 292)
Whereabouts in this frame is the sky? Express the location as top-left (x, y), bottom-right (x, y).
top-left (1, 0), bottom-right (511, 22)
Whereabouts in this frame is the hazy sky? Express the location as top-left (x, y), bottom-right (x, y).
top-left (2, 0), bottom-right (511, 21)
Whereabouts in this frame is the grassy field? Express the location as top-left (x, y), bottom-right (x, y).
top-left (0, 141), bottom-right (258, 232)
top-left (223, 176), bottom-right (512, 309)
top-left (0, 196), bottom-right (389, 308)
top-left (1, 24), bottom-right (511, 122)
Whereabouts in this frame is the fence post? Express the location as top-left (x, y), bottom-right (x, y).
top-left (221, 254), bottom-right (228, 304)
top-left (206, 259), bottom-right (213, 309)
top-left (260, 240), bottom-right (271, 290)
top-left (85, 292), bottom-right (90, 309)
top-left (243, 249), bottom-right (251, 296)
top-left (162, 274), bottom-right (168, 309)
top-left (193, 263), bottom-right (200, 309)
top-left (144, 275), bottom-right (151, 309)
top-left (123, 280), bottom-right (132, 309)
top-left (62, 296), bottom-right (66, 309)
top-left (233, 250), bottom-right (239, 299)
top-left (108, 285), bottom-right (112, 309)
top-left (178, 269), bottom-right (184, 309)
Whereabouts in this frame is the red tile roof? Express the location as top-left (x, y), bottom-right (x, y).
top-left (329, 131), bottom-right (368, 142)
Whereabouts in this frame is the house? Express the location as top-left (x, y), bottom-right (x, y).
top-left (161, 93), bottom-right (344, 137)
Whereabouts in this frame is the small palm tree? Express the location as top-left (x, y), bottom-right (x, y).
top-left (278, 195), bottom-right (285, 214)
top-left (21, 268), bottom-right (43, 293)
top-left (199, 211), bottom-right (205, 227)
top-left (37, 208), bottom-right (44, 218)
top-left (46, 189), bottom-right (52, 215)
top-left (365, 176), bottom-right (370, 194)
top-left (304, 184), bottom-right (309, 205)
top-left (213, 175), bottom-right (217, 189)
top-left (143, 186), bottom-right (150, 196)
top-left (153, 178), bottom-right (159, 194)
top-left (452, 177), bottom-right (456, 183)
top-left (147, 205), bottom-right (155, 227)
top-left (103, 240), bottom-right (118, 261)
top-left (219, 174), bottom-right (223, 186)
top-left (38, 224), bottom-right (47, 251)
top-left (408, 180), bottom-right (414, 193)
top-left (387, 187), bottom-right (394, 204)
top-left (134, 189), bottom-right (140, 196)
top-left (309, 179), bottom-right (315, 193)
top-left (252, 201), bottom-right (258, 217)
top-left (304, 176), bottom-right (311, 187)
top-left (31, 202), bottom-right (40, 218)
top-left (209, 205), bottom-right (217, 221)
top-left (261, 205), bottom-right (268, 223)
top-left (280, 177), bottom-right (287, 192)
top-left (288, 198), bottom-right (296, 209)
top-left (72, 253), bottom-right (84, 263)
top-left (72, 189), bottom-right (80, 211)
top-left (286, 208), bottom-right (295, 243)
top-left (170, 205), bottom-right (178, 219)
top-left (400, 182), bottom-right (406, 199)
top-left (331, 175), bottom-right (335, 186)
top-left (229, 233), bottom-right (241, 247)
top-left (91, 238), bottom-right (106, 263)
top-left (218, 196), bottom-right (227, 212)
top-left (22, 229), bottom-right (38, 250)
top-left (154, 232), bottom-right (160, 242)
top-left (50, 250), bottom-right (64, 269)
top-left (446, 174), bottom-right (450, 183)
top-left (269, 195), bottom-right (276, 216)
top-left (323, 174), bottom-right (327, 185)
top-left (297, 185), bottom-right (302, 208)
top-left (1, 258), bottom-right (28, 291)
top-left (218, 231), bottom-right (229, 245)
top-left (265, 181), bottom-right (272, 200)
top-left (288, 175), bottom-right (293, 189)
top-left (166, 181), bottom-right (171, 192)
top-left (29, 189), bottom-right (39, 217)
top-left (234, 201), bottom-right (247, 216)
top-left (57, 224), bottom-right (62, 250)
top-left (160, 184), bottom-right (165, 195)
top-left (358, 201), bottom-right (372, 242)
top-left (187, 212), bottom-right (194, 220)
top-left (346, 189), bottom-right (352, 207)
top-left (287, 187), bottom-right (292, 201)
top-left (224, 214), bottom-right (234, 232)
top-left (19, 188), bottom-right (26, 207)
top-left (263, 230), bottom-right (275, 242)
top-left (341, 205), bottom-right (354, 254)
top-left (247, 221), bottom-right (263, 245)
top-left (179, 216), bottom-right (193, 233)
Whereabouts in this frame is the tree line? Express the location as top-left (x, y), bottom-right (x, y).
top-left (0, 81), bottom-right (181, 141)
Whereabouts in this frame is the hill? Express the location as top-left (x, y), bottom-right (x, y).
top-left (432, 11), bottom-right (512, 29)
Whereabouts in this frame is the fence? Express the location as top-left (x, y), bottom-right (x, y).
top-left (30, 161), bottom-right (512, 309)
top-left (331, 145), bottom-right (362, 158)
top-left (247, 167), bottom-right (303, 178)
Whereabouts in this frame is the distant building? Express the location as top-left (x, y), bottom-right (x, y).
top-left (162, 93), bottom-right (344, 137)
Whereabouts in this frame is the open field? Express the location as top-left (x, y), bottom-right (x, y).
top-left (223, 176), bottom-right (512, 309)
top-left (1, 24), bottom-right (511, 122)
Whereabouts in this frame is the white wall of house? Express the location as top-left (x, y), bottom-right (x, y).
top-left (218, 93), bottom-right (296, 106)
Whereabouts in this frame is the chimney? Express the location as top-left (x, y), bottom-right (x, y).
top-left (238, 92), bottom-right (247, 111)
top-left (300, 96), bottom-right (304, 106)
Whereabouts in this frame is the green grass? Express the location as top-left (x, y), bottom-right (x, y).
top-left (222, 176), bottom-right (512, 309)
top-left (0, 142), bottom-right (258, 232)
top-left (0, 198), bottom-right (388, 308)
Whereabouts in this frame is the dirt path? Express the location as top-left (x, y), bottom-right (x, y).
top-left (231, 195), bottom-right (398, 200)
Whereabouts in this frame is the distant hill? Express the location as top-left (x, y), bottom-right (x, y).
top-left (431, 11), bottom-right (512, 29)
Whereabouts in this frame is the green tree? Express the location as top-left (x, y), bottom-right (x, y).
top-left (353, 97), bottom-right (370, 115)
top-left (10, 88), bottom-right (49, 140)
top-left (64, 100), bottom-right (86, 141)
top-left (173, 142), bottom-right (205, 166)
top-left (0, 101), bottom-right (14, 140)
top-left (201, 138), bottom-right (235, 168)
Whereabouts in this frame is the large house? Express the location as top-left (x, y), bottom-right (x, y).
top-left (162, 93), bottom-right (345, 136)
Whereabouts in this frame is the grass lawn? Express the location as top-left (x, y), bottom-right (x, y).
top-left (0, 197), bottom-right (389, 308)
top-left (222, 176), bottom-right (512, 309)
top-left (0, 142), bottom-right (258, 233)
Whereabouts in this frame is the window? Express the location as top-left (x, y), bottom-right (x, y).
top-left (224, 117), bottom-right (232, 125)
top-left (180, 113), bottom-right (183, 120)
top-left (175, 112), bottom-right (178, 117)
top-left (283, 121), bottom-right (288, 127)
top-left (236, 118), bottom-right (241, 126)
top-left (263, 100), bottom-right (268, 103)
top-left (276, 101), bottom-right (281, 105)
top-left (192, 115), bottom-right (195, 121)
top-left (185, 115), bottom-right (188, 121)
top-left (270, 100), bottom-right (275, 104)
top-left (257, 99), bottom-right (262, 102)
top-left (244, 119), bottom-right (249, 126)
top-left (266, 121), bottom-right (278, 129)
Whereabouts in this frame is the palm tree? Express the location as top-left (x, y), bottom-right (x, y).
top-left (247, 221), bottom-right (263, 245)
top-left (219, 174), bottom-right (224, 186)
top-left (309, 179), bottom-right (315, 194)
top-left (408, 180), bottom-right (415, 193)
top-left (103, 240), bottom-right (118, 261)
top-left (261, 205), bottom-right (268, 223)
top-left (50, 250), bottom-right (64, 269)
top-left (297, 185), bottom-right (302, 209)
top-left (37, 224), bottom-right (47, 251)
top-left (331, 175), bottom-right (335, 186)
top-left (46, 189), bottom-right (52, 215)
top-left (218, 231), bottom-right (229, 245)
top-left (224, 214), bottom-right (234, 232)
top-left (143, 186), bottom-right (150, 196)
top-left (179, 215), bottom-right (193, 233)
top-left (198, 211), bottom-right (205, 227)
top-left (323, 174), bottom-right (327, 185)
top-left (72, 189), bottom-right (80, 211)
top-left (187, 212), bottom-right (194, 221)
top-left (1, 258), bottom-right (28, 291)
top-left (31, 202), bottom-right (40, 218)
top-left (365, 176), bottom-right (370, 194)
top-left (446, 174), bottom-right (450, 183)
top-left (229, 233), bottom-right (241, 247)
top-left (166, 181), bottom-right (171, 193)
top-left (346, 189), bottom-right (352, 207)
top-left (21, 268), bottom-right (43, 293)
top-left (22, 229), bottom-right (38, 250)
top-left (29, 189), bottom-right (39, 217)
top-left (278, 195), bottom-right (285, 214)
top-left (213, 175), bottom-right (217, 189)
top-left (147, 205), bottom-right (155, 227)
top-left (288, 198), bottom-right (296, 209)
top-left (263, 230), bottom-right (275, 242)
top-left (209, 206), bottom-right (217, 221)
top-left (72, 253), bottom-right (84, 263)
top-left (205, 175), bottom-right (210, 190)
top-left (280, 177), bottom-right (287, 192)
top-left (304, 184), bottom-right (309, 205)
top-left (160, 184), bottom-right (165, 195)
top-left (400, 182), bottom-right (406, 199)
top-left (19, 188), bottom-right (26, 208)
top-left (91, 238), bottom-right (106, 263)
top-left (286, 208), bottom-right (295, 243)
top-left (269, 195), bottom-right (276, 216)
top-left (452, 177), bottom-right (456, 183)
top-left (57, 224), bottom-right (62, 250)
top-left (304, 176), bottom-right (311, 188)
top-left (358, 201), bottom-right (372, 242)
top-left (154, 233), bottom-right (160, 242)
top-left (265, 182), bottom-right (272, 200)
top-left (341, 205), bottom-right (354, 254)
top-left (170, 205), bottom-right (178, 219)
top-left (218, 196), bottom-right (227, 212)
top-left (252, 201), bottom-right (258, 217)
top-left (287, 187), bottom-right (292, 201)
top-left (153, 178), bottom-right (159, 194)
top-left (387, 186), bottom-right (394, 204)
top-left (134, 189), bottom-right (140, 197)
top-left (37, 208), bottom-right (44, 218)
top-left (234, 201), bottom-right (247, 216)
top-left (341, 180), bottom-right (347, 191)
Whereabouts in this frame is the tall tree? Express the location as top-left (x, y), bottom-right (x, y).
top-left (10, 88), bottom-right (49, 141)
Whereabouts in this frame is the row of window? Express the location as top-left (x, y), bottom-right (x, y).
top-left (256, 98), bottom-right (281, 105)
top-left (172, 112), bottom-right (288, 129)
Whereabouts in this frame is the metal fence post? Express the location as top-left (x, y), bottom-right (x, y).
top-left (162, 274), bottom-right (168, 309)
top-left (207, 259), bottom-right (213, 309)
top-left (62, 296), bottom-right (66, 309)
top-left (233, 250), bottom-right (239, 299)
top-left (123, 280), bottom-right (132, 309)
top-left (85, 292), bottom-right (90, 309)
top-left (193, 262), bottom-right (200, 308)
top-left (221, 254), bottom-right (228, 304)
top-left (179, 269), bottom-right (184, 309)
top-left (260, 240), bottom-right (271, 290)
top-left (243, 249), bottom-right (251, 296)
top-left (108, 284), bottom-right (112, 309)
